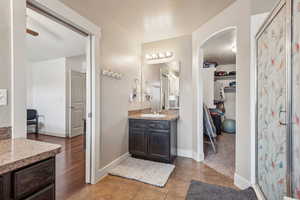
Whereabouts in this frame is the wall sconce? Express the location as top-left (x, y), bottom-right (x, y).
top-left (145, 51), bottom-right (174, 60)
top-left (101, 69), bottom-right (123, 80)
top-left (232, 45), bottom-right (237, 53)
top-left (129, 78), bottom-right (139, 103)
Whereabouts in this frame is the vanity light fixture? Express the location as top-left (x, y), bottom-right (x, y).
top-left (102, 69), bottom-right (123, 80)
top-left (159, 52), bottom-right (166, 59)
top-left (152, 53), bottom-right (159, 59)
top-left (165, 51), bottom-right (173, 57)
top-left (145, 54), bottom-right (153, 60)
top-left (145, 51), bottom-right (174, 60)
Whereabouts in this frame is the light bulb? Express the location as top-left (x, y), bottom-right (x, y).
top-left (152, 53), bottom-right (158, 59)
top-left (166, 51), bottom-right (173, 57)
top-left (145, 54), bottom-right (152, 60)
top-left (159, 52), bottom-right (166, 58)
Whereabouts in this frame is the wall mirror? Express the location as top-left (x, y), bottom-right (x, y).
top-left (142, 61), bottom-right (180, 112)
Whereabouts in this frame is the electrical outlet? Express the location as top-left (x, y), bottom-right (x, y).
top-left (0, 89), bottom-right (8, 106)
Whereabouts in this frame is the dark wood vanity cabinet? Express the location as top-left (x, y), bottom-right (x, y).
top-left (129, 119), bottom-right (177, 163)
top-left (0, 158), bottom-right (56, 200)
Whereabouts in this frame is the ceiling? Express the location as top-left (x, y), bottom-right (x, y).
top-left (202, 28), bottom-right (236, 65)
top-left (26, 8), bottom-right (86, 62)
top-left (60, 0), bottom-right (236, 43)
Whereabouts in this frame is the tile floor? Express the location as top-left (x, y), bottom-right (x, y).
top-left (28, 133), bottom-right (237, 200)
top-left (67, 157), bottom-right (237, 200)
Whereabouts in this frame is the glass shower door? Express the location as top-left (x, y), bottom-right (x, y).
top-left (256, 1), bottom-right (289, 199)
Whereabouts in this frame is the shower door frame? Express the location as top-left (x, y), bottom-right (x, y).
top-left (255, 0), bottom-right (293, 198)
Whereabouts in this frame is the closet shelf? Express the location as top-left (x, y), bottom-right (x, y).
top-left (224, 87), bottom-right (236, 93)
top-left (214, 75), bottom-right (236, 81)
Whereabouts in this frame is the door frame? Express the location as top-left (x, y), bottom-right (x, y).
top-left (16, 0), bottom-right (102, 184)
top-left (197, 26), bottom-right (238, 167)
top-left (254, 0), bottom-right (293, 197)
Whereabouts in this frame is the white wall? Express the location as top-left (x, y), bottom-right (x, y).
top-left (27, 58), bottom-right (67, 137)
top-left (66, 55), bottom-right (86, 73)
top-left (60, 0), bottom-right (142, 170)
top-left (202, 68), bottom-right (216, 109)
top-left (192, 0), bottom-right (252, 188)
top-left (142, 35), bottom-right (193, 158)
top-left (0, 0), bottom-right (11, 128)
top-left (0, 0), bottom-right (27, 138)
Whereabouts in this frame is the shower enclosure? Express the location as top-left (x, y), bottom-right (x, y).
top-left (256, 0), bottom-right (300, 199)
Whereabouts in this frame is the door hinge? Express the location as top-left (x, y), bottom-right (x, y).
top-left (88, 113), bottom-right (92, 118)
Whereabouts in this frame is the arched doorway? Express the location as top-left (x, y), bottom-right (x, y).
top-left (198, 27), bottom-right (237, 179)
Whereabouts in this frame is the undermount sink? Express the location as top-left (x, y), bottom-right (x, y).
top-left (141, 113), bottom-right (167, 118)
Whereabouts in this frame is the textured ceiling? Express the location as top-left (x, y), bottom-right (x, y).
top-left (26, 8), bottom-right (86, 62)
top-left (60, 0), bottom-right (236, 43)
top-left (202, 28), bottom-right (236, 65)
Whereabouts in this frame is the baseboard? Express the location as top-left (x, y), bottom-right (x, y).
top-left (234, 173), bottom-right (251, 189)
top-left (39, 131), bottom-right (67, 138)
top-left (70, 132), bottom-right (83, 138)
top-left (177, 149), bottom-right (193, 158)
top-left (193, 151), bottom-right (204, 162)
top-left (95, 152), bottom-right (130, 183)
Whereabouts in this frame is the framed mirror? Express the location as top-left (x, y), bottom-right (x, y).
top-left (142, 61), bottom-right (180, 112)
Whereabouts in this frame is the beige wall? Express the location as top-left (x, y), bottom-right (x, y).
top-left (0, 0), bottom-right (11, 128)
top-left (99, 25), bottom-right (141, 168)
top-left (251, 0), bottom-right (277, 14)
top-left (142, 35), bottom-right (193, 157)
top-left (193, 0), bottom-right (252, 188)
top-left (60, 0), bottom-right (142, 169)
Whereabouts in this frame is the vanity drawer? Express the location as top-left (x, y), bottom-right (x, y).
top-left (148, 120), bottom-right (170, 130)
top-left (131, 120), bottom-right (148, 129)
top-left (24, 184), bottom-right (55, 200)
top-left (13, 158), bottom-right (55, 200)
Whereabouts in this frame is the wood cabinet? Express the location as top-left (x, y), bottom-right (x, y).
top-left (129, 119), bottom-right (177, 163)
top-left (0, 158), bottom-right (56, 200)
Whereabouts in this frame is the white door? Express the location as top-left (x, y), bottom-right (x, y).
top-left (70, 71), bottom-right (86, 138)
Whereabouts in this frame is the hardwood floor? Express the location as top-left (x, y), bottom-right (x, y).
top-left (28, 133), bottom-right (236, 200)
top-left (27, 133), bottom-right (86, 200)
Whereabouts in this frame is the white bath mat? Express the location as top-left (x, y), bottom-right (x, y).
top-left (109, 157), bottom-right (175, 187)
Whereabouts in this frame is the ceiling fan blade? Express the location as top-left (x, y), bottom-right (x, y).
top-left (26, 28), bottom-right (39, 36)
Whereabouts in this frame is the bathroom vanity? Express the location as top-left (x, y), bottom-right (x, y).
top-left (131, 56), bottom-right (180, 163)
top-left (0, 139), bottom-right (61, 200)
top-left (129, 113), bottom-right (178, 163)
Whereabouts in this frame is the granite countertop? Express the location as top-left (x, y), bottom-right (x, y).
top-left (128, 113), bottom-right (179, 121)
top-left (0, 139), bottom-right (61, 175)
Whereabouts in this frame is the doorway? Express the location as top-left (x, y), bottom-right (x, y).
top-left (200, 28), bottom-right (237, 179)
top-left (69, 70), bottom-right (86, 138)
top-left (24, 0), bottom-right (99, 198)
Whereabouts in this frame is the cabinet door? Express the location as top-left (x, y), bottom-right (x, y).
top-left (148, 130), bottom-right (170, 161)
top-left (24, 185), bottom-right (55, 200)
top-left (129, 128), bottom-right (148, 156)
top-left (13, 158), bottom-right (55, 200)
top-left (0, 173), bottom-right (11, 200)
top-left (0, 176), bottom-right (3, 200)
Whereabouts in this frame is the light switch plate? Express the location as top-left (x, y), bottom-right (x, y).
top-left (0, 89), bottom-right (8, 106)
